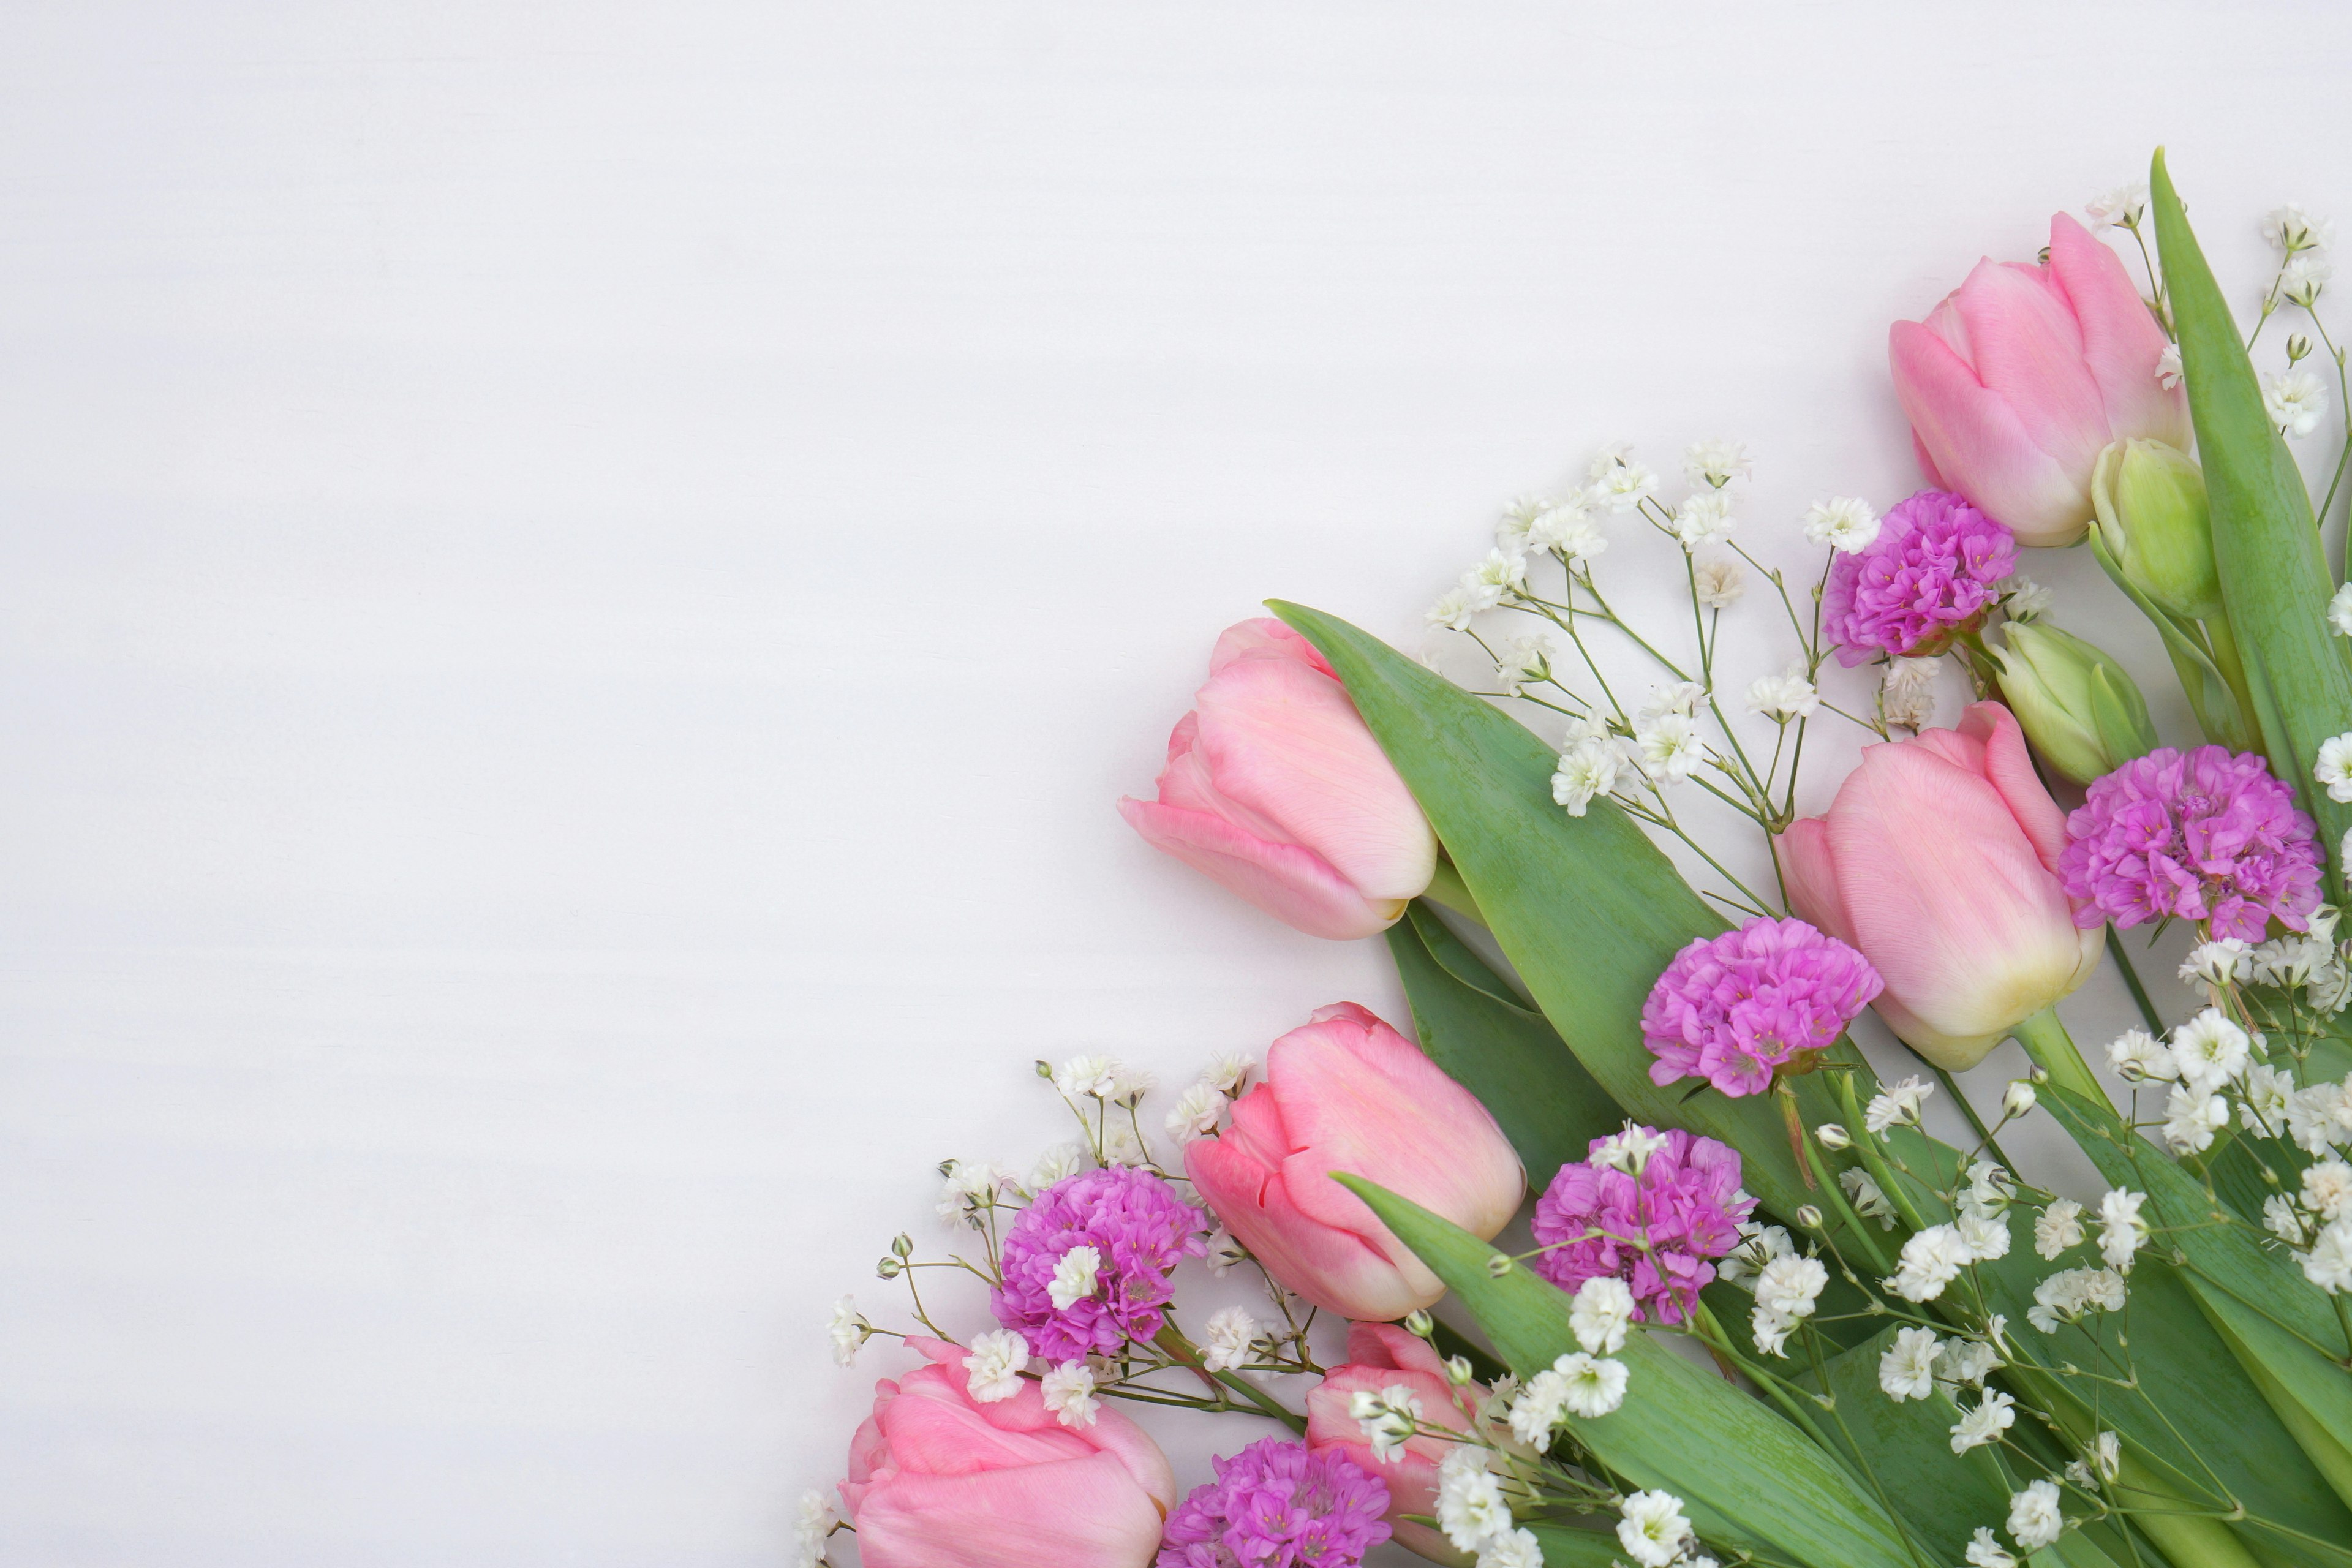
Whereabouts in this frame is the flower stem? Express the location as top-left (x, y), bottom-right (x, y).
top-left (1152, 1323), bottom-right (1307, 1434)
top-left (1420, 859), bottom-right (1488, 928)
top-left (2011, 1008), bottom-right (2109, 1110)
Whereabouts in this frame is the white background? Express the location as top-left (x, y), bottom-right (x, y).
top-left (4, 4), bottom-right (2348, 1563)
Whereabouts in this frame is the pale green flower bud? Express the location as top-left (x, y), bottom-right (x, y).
top-left (2003, 1080), bottom-right (2039, 1118)
top-left (1814, 1123), bottom-right (1852, 1152)
top-left (1403, 1308), bottom-right (1434, 1338)
top-left (1795, 1204), bottom-right (1825, 1230)
top-left (2090, 438), bottom-right (2221, 622)
top-left (1987, 622), bottom-right (2160, 785)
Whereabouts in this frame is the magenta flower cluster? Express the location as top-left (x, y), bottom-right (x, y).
top-left (1530, 1127), bottom-right (1752, 1325)
top-left (1823, 489), bottom-right (2016, 667)
top-left (2059, 745), bottom-right (2323, 944)
top-left (993, 1166), bottom-right (1205, 1362)
top-left (1642, 916), bottom-right (1883, 1098)
top-left (1156, 1438), bottom-right (1392, 1568)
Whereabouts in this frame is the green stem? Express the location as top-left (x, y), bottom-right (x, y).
top-left (2106, 924), bottom-right (2168, 1036)
top-left (1153, 1324), bottom-right (1306, 1434)
top-left (1420, 859), bottom-right (1488, 928)
top-left (2011, 1007), bottom-right (2109, 1110)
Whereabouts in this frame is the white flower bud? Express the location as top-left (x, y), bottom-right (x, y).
top-left (1796, 1205), bottom-right (1824, 1230)
top-left (1814, 1123), bottom-right (1852, 1152)
top-left (2003, 1080), bottom-right (2038, 1119)
top-left (1404, 1309), bottom-right (1434, 1339)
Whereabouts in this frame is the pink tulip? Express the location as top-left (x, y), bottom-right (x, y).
top-left (1120, 619), bottom-right (1437, 940)
top-left (1890, 213), bottom-right (2190, 547)
top-left (839, 1336), bottom-right (1176, 1568)
top-left (1186, 1003), bottom-right (1524, 1321)
top-left (1777, 703), bottom-right (2103, 1071)
top-left (1306, 1322), bottom-right (1485, 1566)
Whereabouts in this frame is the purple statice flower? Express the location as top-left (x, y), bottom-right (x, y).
top-left (1530, 1126), bottom-right (1752, 1325)
top-left (992, 1164), bottom-right (1205, 1362)
top-left (1823, 489), bottom-right (2016, 666)
top-left (1642, 916), bottom-right (1883, 1097)
top-left (1156, 1438), bottom-right (1391, 1568)
top-left (2059, 745), bottom-right (2323, 944)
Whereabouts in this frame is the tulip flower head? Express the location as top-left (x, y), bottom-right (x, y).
top-left (1305, 1322), bottom-right (1488, 1562)
top-left (1891, 214), bottom-right (2191, 546)
top-left (1120, 619), bottom-right (1436, 940)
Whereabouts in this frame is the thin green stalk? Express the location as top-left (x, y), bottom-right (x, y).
top-left (1153, 1324), bottom-right (1306, 1434)
top-left (2010, 1008), bottom-right (2108, 1109)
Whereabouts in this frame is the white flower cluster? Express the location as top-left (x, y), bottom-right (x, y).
top-left (828, 1295), bottom-right (872, 1368)
top-left (936, 1157), bottom-right (1028, 1229)
top-left (1548, 680), bottom-right (1734, 818)
top-left (1164, 1050), bottom-right (1256, 1144)
top-left (2086, 181), bottom-right (2149, 230)
top-left (795, 1490), bottom-right (838, 1568)
top-left (1048, 1054), bottom-right (1159, 1164)
top-left (2266, 1157), bottom-right (2352, 1292)
top-left (2027, 1265), bottom-right (2128, 1333)
top-left (1349, 1382), bottom-right (1427, 1463)
top-left (2266, 368), bottom-right (2332, 438)
top-left (1864, 1076), bottom-right (1934, 1135)
top-left (1878, 655), bottom-right (1940, 730)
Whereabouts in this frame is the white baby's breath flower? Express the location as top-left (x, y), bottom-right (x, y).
top-left (1427, 586), bottom-right (1477, 631)
top-left (1204, 1226), bottom-right (1246, 1276)
top-left (1999, 577), bottom-right (2052, 622)
top-left (2097, 1189), bottom-right (2147, 1272)
top-left (2008, 1480), bottom-right (2065, 1551)
top-left (1496, 494), bottom-right (1545, 552)
top-left (1054, 1056), bottom-right (1121, 1099)
top-left (1041, 1361), bottom-right (1100, 1427)
top-left (2282, 252), bottom-right (2334, 308)
top-left (1164, 1082), bottom-right (1224, 1143)
top-left (2289, 1079), bottom-right (2352, 1155)
top-left (1888, 1224), bottom-right (1971, 1302)
top-left (2316, 735), bottom-right (2352, 802)
top-left (2029, 1267), bottom-right (2128, 1332)
top-left (1803, 496), bottom-right (1882, 553)
top-left (2162, 1085), bottom-right (2229, 1154)
top-left (1640, 680), bottom-right (1709, 721)
top-left (2034, 1197), bottom-right (2085, 1261)
top-left (1673, 491), bottom-right (1736, 549)
top-left (2002, 1079), bottom-right (2038, 1119)
top-left (1048, 1246), bottom-right (1102, 1311)
top-left (1616, 1490), bottom-right (1693, 1568)
top-left (1693, 553), bottom-right (1745, 608)
top-left (2302, 1218), bottom-right (2352, 1292)
top-left (1865, 1076), bottom-right (1934, 1134)
top-left (1029, 1143), bottom-right (1085, 1191)
top-left (1457, 549), bottom-right (1529, 617)
top-left (795, 1490), bottom-right (839, 1567)
top-left (1593, 1121), bottom-right (1673, 1174)
top-left (2267, 1192), bottom-right (2309, 1243)
top-left (1494, 634), bottom-right (1553, 699)
top-left (828, 1296), bottom-right (870, 1368)
top-left (1744, 666), bottom-right (1820, 722)
top-left (1435, 1444), bottom-right (1514, 1554)
top-left (1966, 1526), bottom-right (2018, 1568)
top-left (1200, 1306), bottom-right (1259, 1372)
top-left (1506, 1369), bottom-right (1569, 1447)
top-left (1956, 1211), bottom-right (2012, 1264)
top-left (1588, 444), bottom-right (1659, 511)
top-left (1551, 736), bottom-right (1626, 818)
top-left (2265, 369), bottom-right (2330, 438)
top-left (2265, 203), bottom-right (2334, 253)
top-left (1950, 1389), bottom-right (2016, 1453)
top-left (1476, 1528), bottom-right (1544, 1568)
top-left (1749, 1304), bottom-right (1795, 1357)
top-left (1755, 1254), bottom-right (1828, 1321)
top-left (2305, 1159), bottom-right (2352, 1222)
top-left (1099, 1121), bottom-right (1148, 1166)
top-left (1684, 437), bottom-right (1752, 489)
top-left (1938, 1336), bottom-right (2000, 1389)
top-left (1529, 496), bottom-right (1608, 565)
top-left (1553, 1351), bottom-right (1629, 1417)
top-left (2180, 938), bottom-right (2252, 989)
top-left (1636, 713), bottom-right (1707, 785)
top-left (1959, 1159), bottom-right (2015, 1220)
top-left (2331, 582), bottom-right (2352, 638)
top-left (2171, 1008), bottom-right (2250, 1095)
top-left (1571, 1275), bottom-right (1635, 1355)
top-left (1841, 1166), bottom-right (1899, 1229)
top-left (963, 1330), bottom-right (1030, 1402)
top-left (2242, 1063), bottom-right (2296, 1135)
top-left (1351, 1382), bottom-right (1425, 1463)
top-left (1717, 1219), bottom-right (1794, 1284)
top-left (1880, 1325), bottom-right (1943, 1400)
top-left (2092, 1430), bottom-right (2122, 1482)
top-left (2105, 1027), bottom-right (2175, 1083)
top-left (2086, 183), bottom-right (2149, 228)
top-left (2157, 343), bottom-right (2184, 390)
top-left (1880, 656), bottom-right (1940, 729)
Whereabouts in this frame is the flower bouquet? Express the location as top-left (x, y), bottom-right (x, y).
top-left (805, 150), bottom-right (2352, 1568)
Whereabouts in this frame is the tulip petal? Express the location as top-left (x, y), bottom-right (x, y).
top-left (2046, 213), bottom-right (2192, 453)
top-left (1183, 1130), bottom-right (1427, 1321)
top-left (1208, 616), bottom-right (1338, 680)
top-left (1956, 701), bottom-right (2070, 873)
top-left (1891, 319), bottom-right (2092, 546)
top-left (1191, 653), bottom-right (1438, 902)
top-left (1117, 797), bottom-right (1399, 940)
top-left (1952, 257), bottom-right (2113, 481)
top-left (1774, 816), bottom-right (1849, 944)
top-left (850, 1452), bottom-right (1169, 1568)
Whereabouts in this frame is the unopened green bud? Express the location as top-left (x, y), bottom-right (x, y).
top-left (891, 1232), bottom-right (914, 1259)
top-left (1795, 1204), bottom-right (1824, 1230)
top-left (1988, 621), bottom-right (2160, 785)
top-left (1403, 1309), bottom-right (1434, 1338)
top-left (2290, 333), bottom-right (2315, 364)
top-left (876, 1257), bottom-right (903, 1278)
top-left (1487, 1253), bottom-right (1514, 1278)
top-left (1444, 1354), bottom-right (1475, 1386)
top-left (1814, 1122), bottom-right (1851, 1152)
top-left (2090, 438), bottom-right (2220, 621)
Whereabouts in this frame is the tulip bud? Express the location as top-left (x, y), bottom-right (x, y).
top-left (2003, 1080), bottom-right (2039, 1118)
top-left (1987, 621), bottom-right (2160, 785)
top-left (1796, 1204), bottom-right (1825, 1230)
top-left (1814, 1122), bottom-right (1852, 1151)
top-left (2090, 438), bottom-right (2221, 621)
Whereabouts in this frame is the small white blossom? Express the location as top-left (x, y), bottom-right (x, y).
top-left (1692, 553), bottom-right (1745, 608)
top-left (2162, 1084), bottom-right (2230, 1154)
top-left (1939, 1336), bottom-right (2000, 1389)
top-left (1880, 1326), bottom-right (1943, 1400)
top-left (2282, 253), bottom-right (2334, 308)
top-left (1803, 496), bottom-right (1881, 553)
top-left (1529, 497), bottom-right (1608, 564)
top-left (2305, 1159), bottom-right (2352, 1222)
top-left (1588, 444), bottom-right (1659, 511)
top-left (2288, 1079), bottom-right (2352, 1155)
top-left (1957, 1212), bottom-right (2013, 1263)
top-left (1427, 586), bottom-right (1477, 631)
top-left (2097, 1189), bottom-right (2147, 1273)
top-left (2008, 1479), bottom-right (2065, 1551)
top-left (2316, 736), bottom-right (2352, 804)
top-left (2332, 582), bottom-right (2352, 639)
top-left (1684, 437), bottom-right (1752, 489)
top-left (1814, 1122), bottom-right (1852, 1151)
top-left (1164, 1082), bottom-right (1224, 1142)
top-left (1475, 1529), bottom-right (1544, 1568)
top-left (1495, 634), bottom-right (1553, 698)
top-left (1673, 491), bottom-right (1736, 549)
top-left (1880, 656), bottom-right (1940, 729)
top-left (1571, 1275), bottom-right (1635, 1354)
top-left (1496, 495), bottom-right (1547, 552)
top-left (962, 1330), bottom-right (1030, 1402)
top-left (1048, 1245), bottom-right (1102, 1310)
top-left (2267, 1193), bottom-right (2310, 1243)
top-left (1554, 1351), bottom-right (1629, 1417)
top-left (1100, 1121), bottom-right (1148, 1166)
top-left (2181, 938), bottom-right (2252, 989)
top-left (2301, 1218), bottom-right (2352, 1292)
top-left (1866, 1076), bottom-right (1934, 1134)
top-left (1436, 1444), bottom-right (1514, 1554)
top-left (1030, 1143), bottom-right (1085, 1191)
top-left (2093, 1430), bottom-right (2122, 1482)
top-left (1756, 1254), bottom-right (1829, 1320)
top-left (1551, 736), bottom-right (1627, 818)
top-left (2086, 183), bottom-right (2149, 229)
top-left (2106, 1027), bottom-right (2176, 1083)
top-left (1506, 1370), bottom-right (1570, 1447)
top-left (828, 1296), bottom-right (870, 1368)
top-left (1717, 1220), bottom-right (1795, 1285)
top-left (1745, 666), bottom-right (1820, 722)
top-left (1041, 1361), bottom-right (1100, 1427)
top-left (1966, 1525), bottom-right (2018, 1568)
top-left (1639, 681), bottom-right (1708, 721)
top-left (1960, 1159), bottom-right (2015, 1220)
top-left (1750, 1305), bottom-right (1795, 1357)
top-left (1888, 1224), bottom-right (1972, 1302)
top-left (1054, 1056), bottom-right (1121, 1099)
top-left (2154, 343), bottom-right (2184, 390)
top-left (2002, 1080), bottom-right (2038, 1120)
top-left (1999, 577), bottom-right (2052, 622)
top-left (2035, 1197), bottom-right (2086, 1261)
top-left (1841, 1166), bottom-right (1899, 1228)
top-left (2265, 369), bottom-right (2330, 438)
top-left (1457, 549), bottom-right (1529, 617)
top-left (1201, 1051), bottom-right (1254, 1096)
top-left (1593, 1121), bottom-right (1673, 1174)
top-left (1200, 1305), bottom-right (1259, 1372)
top-left (1616, 1490), bottom-right (1694, 1568)
top-left (1204, 1227), bottom-right (1246, 1275)
top-left (795, 1490), bottom-right (839, 1568)
top-left (2170, 1009), bottom-right (2249, 1094)
top-left (1950, 1389), bottom-right (2017, 1453)
top-left (2029, 1267), bottom-right (2128, 1333)
top-left (2264, 204), bottom-right (2334, 254)
top-left (2242, 1063), bottom-right (2296, 1135)
top-left (1351, 1383), bottom-right (1425, 1462)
